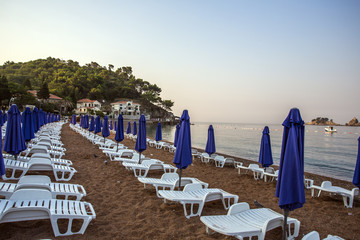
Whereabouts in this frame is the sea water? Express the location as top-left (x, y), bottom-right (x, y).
top-left (146, 122), bottom-right (360, 182)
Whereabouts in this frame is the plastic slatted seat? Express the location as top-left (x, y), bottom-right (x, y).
top-left (310, 181), bottom-right (359, 208)
top-left (4, 153), bottom-right (72, 166)
top-left (122, 160), bottom-right (176, 177)
top-left (200, 202), bottom-right (300, 240)
top-left (158, 183), bottom-right (238, 218)
top-left (302, 231), bottom-right (345, 240)
top-left (0, 176), bottom-right (86, 201)
top-left (0, 189), bottom-right (96, 237)
top-left (213, 155), bottom-right (236, 168)
top-left (138, 173), bottom-right (209, 197)
top-left (4, 159), bottom-right (77, 181)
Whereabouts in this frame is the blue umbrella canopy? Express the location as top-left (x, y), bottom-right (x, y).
top-left (22, 107), bottom-right (35, 142)
top-left (0, 127), bottom-right (5, 179)
top-left (4, 104), bottom-right (27, 157)
top-left (352, 137), bottom-right (360, 188)
top-left (126, 122), bottom-right (131, 134)
top-left (135, 115), bottom-right (147, 163)
top-left (94, 116), bottom-right (101, 134)
top-left (275, 108), bottom-right (305, 240)
top-left (205, 125), bottom-right (216, 156)
top-left (155, 122), bottom-right (162, 141)
top-left (173, 110), bottom-right (192, 187)
top-left (32, 107), bottom-right (40, 133)
top-left (84, 115), bottom-right (89, 129)
top-left (133, 121), bottom-right (137, 135)
top-left (115, 115), bottom-right (124, 143)
top-left (89, 116), bottom-right (95, 132)
top-left (102, 115), bottom-right (110, 138)
top-left (259, 126), bottom-right (273, 168)
top-left (174, 123), bottom-right (180, 147)
top-left (0, 110), bottom-right (3, 127)
top-left (71, 114), bottom-right (76, 125)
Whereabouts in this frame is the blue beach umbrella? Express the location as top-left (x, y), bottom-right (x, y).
top-left (0, 110), bottom-right (3, 127)
top-left (110, 120), bottom-right (113, 130)
top-left (32, 107), bottom-right (40, 133)
top-left (0, 127), bottom-right (5, 179)
top-left (174, 124), bottom-right (180, 147)
top-left (4, 104), bottom-right (27, 159)
top-left (89, 116), bottom-right (95, 132)
top-left (102, 115), bottom-right (110, 143)
top-left (126, 122), bottom-right (131, 134)
top-left (22, 107), bottom-right (35, 142)
top-left (275, 108), bottom-right (305, 240)
top-left (259, 126), bottom-right (273, 169)
top-left (135, 115), bottom-right (147, 163)
top-left (352, 137), bottom-right (360, 188)
top-left (173, 110), bottom-right (192, 188)
top-left (155, 122), bottom-right (162, 142)
top-left (94, 116), bottom-right (101, 134)
top-left (71, 114), bottom-right (76, 125)
top-left (84, 115), bottom-right (89, 129)
top-left (205, 125), bottom-right (216, 157)
top-left (133, 121), bottom-right (137, 136)
top-left (115, 115), bottom-right (124, 151)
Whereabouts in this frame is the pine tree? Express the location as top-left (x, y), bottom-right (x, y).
top-left (38, 82), bottom-right (50, 100)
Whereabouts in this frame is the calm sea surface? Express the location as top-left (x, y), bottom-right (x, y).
top-left (146, 122), bottom-right (360, 182)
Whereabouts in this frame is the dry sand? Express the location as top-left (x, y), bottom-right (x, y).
top-left (1, 123), bottom-right (359, 239)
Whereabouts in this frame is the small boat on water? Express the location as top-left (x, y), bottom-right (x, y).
top-left (324, 126), bottom-right (337, 133)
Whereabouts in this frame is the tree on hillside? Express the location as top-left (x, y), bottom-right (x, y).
top-left (161, 100), bottom-right (174, 111)
top-left (23, 78), bottom-right (32, 89)
top-left (38, 82), bottom-right (50, 100)
top-left (0, 75), bottom-right (11, 105)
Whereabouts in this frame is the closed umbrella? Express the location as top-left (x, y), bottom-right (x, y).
top-left (133, 121), bottom-right (137, 136)
top-left (22, 107), bottom-right (35, 142)
top-left (84, 115), bottom-right (89, 130)
top-left (352, 137), bottom-right (360, 188)
top-left (94, 116), bottom-right (101, 134)
top-left (126, 122), bottom-right (131, 134)
top-left (173, 110), bottom-right (192, 188)
top-left (4, 104), bottom-right (27, 160)
top-left (102, 115), bottom-right (110, 143)
top-left (32, 107), bottom-right (40, 133)
top-left (155, 122), bottom-right (162, 142)
top-left (275, 108), bottom-right (305, 240)
top-left (174, 124), bottom-right (180, 147)
top-left (0, 127), bottom-right (5, 179)
top-left (115, 115), bottom-right (124, 151)
top-left (205, 125), bottom-right (216, 157)
top-left (89, 116), bottom-right (95, 132)
top-left (110, 120), bottom-right (113, 130)
top-left (259, 126), bottom-right (273, 169)
top-left (135, 115), bottom-right (147, 164)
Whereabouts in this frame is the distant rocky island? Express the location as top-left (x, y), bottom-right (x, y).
top-left (306, 117), bottom-right (360, 126)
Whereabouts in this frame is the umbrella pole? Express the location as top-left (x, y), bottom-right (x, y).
top-left (178, 169), bottom-right (182, 188)
top-left (282, 208), bottom-right (289, 240)
top-left (104, 137), bottom-right (105, 143)
top-left (138, 152), bottom-right (141, 164)
top-left (116, 142), bottom-right (119, 152)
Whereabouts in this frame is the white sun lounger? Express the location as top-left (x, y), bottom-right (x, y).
top-left (0, 189), bottom-right (96, 237)
top-left (155, 142), bottom-right (171, 151)
top-left (102, 149), bottom-right (137, 161)
top-left (302, 231), bottom-right (344, 240)
top-left (0, 175), bottom-right (86, 201)
top-left (213, 155), bottom-right (236, 168)
top-left (138, 173), bottom-right (209, 197)
top-left (200, 202), bottom-right (300, 240)
top-left (236, 163), bottom-right (264, 180)
top-left (3, 158), bottom-right (77, 181)
top-left (21, 145), bottom-right (65, 159)
top-left (310, 181), bottom-right (359, 208)
top-left (158, 183), bottom-right (238, 218)
top-left (4, 153), bottom-right (72, 166)
top-left (122, 160), bottom-right (177, 177)
top-left (263, 168), bottom-right (278, 182)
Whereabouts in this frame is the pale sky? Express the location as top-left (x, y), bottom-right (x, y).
top-left (1, 1), bottom-right (359, 124)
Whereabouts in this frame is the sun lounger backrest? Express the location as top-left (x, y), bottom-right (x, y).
top-left (249, 164), bottom-right (259, 169)
top-left (10, 189), bottom-right (52, 200)
top-left (227, 202), bottom-right (250, 215)
top-left (301, 231), bottom-right (320, 240)
top-left (30, 146), bottom-right (48, 154)
top-left (161, 173), bottom-right (179, 180)
top-left (321, 181), bottom-right (332, 188)
top-left (183, 183), bottom-right (203, 192)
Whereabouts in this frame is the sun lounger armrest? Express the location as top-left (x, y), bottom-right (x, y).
top-left (235, 162), bottom-right (243, 168)
top-left (227, 202), bottom-right (250, 215)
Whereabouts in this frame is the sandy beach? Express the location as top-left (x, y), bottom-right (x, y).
top-left (1, 123), bottom-right (359, 239)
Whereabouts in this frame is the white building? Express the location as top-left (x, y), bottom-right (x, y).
top-left (111, 100), bottom-right (142, 119)
top-left (76, 99), bottom-right (102, 114)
